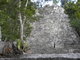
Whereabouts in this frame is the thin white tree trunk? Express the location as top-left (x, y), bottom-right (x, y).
top-left (19, 13), bottom-right (24, 41)
top-left (21, 23), bottom-right (24, 41)
top-left (19, 0), bottom-right (28, 41)
top-left (18, 11), bottom-right (23, 41)
top-left (23, 0), bottom-right (29, 39)
top-left (18, 0), bottom-right (24, 41)
top-left (23, 0), bottom-right (28, 25)
top-left (25, 0), bottom-right (28, 7)
top-left (18, 0), bottom-right (28, 41)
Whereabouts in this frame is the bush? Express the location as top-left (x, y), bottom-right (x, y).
top-left (64, 1), bottom-right (80, 36)
top-left (70, 19), bottom-right (80, 29)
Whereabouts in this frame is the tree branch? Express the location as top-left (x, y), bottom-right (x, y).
top-left (25, 0), bottom-right (28, 8)
top-left (23, 0), bottom-right (29, 25)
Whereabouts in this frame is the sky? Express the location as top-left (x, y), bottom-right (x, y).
top-left (31, 0), bottom-right (78, 2)
top-left (31, 0), bottom-right (78, 7)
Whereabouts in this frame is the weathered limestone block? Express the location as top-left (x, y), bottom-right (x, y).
top-left (0, 42), bottom-right (5, 54)
top-left (0, 41), bottom-right (22, 56)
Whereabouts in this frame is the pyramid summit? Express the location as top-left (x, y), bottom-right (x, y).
top-left (31, 0), bottom-right (78, 7)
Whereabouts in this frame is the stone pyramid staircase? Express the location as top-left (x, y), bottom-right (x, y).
top-left (27, 5), bottom-right (80, 54)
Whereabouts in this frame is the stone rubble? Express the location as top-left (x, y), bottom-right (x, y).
top-left (27, 5), bottom-right (80, 54)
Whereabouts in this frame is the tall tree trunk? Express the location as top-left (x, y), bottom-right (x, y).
top-left (18, 0), bottom-right (24, 41)
top-left (18, 0), bottom-right (28, 41)
top-left (20, 23), bottom-right (24, 41)
top-left (18, 12), bottom-right (24, 41)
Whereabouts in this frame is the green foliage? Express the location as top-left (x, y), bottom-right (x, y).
top-left (0, 0), bottom-right (37, 41)
top-left (70, 19), bottom-right (80, 30)
top-left (78, 0), bottom-right (80, 2)
top-left (53, 0), bottom-right (58, 4)
top-left (24, 23), bottom-right (32, 37)
top-left (16, 39), bottom-right (29, 51)
top-left (0, 0), bottom-right (20, 41)
top-left (61, 0), bottom-right (68, 6)
top-left (64, 1), bottom-right (80, 36)
top-left (0, 0), bottom-right (38, 53)
top-left (17, 39), bottom-right (23, 50)
top-left (64, 2), bottom-right (76, 18)
top-left (20, 1), bottom-right (37, 40)
top-left (23, 41), bottom-right (29, 52)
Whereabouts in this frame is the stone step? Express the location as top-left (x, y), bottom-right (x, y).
top-left (0, 53), bottom-right (80, 60)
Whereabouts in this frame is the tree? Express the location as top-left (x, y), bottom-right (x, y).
top-left (64, 0), bottom-right (80, 36)
top-left (0, 0), bottom-right (20, 41)
top-left (61, 0), bottom-right (68, 6)
top-left (0, 0), bottom-right (37, 50)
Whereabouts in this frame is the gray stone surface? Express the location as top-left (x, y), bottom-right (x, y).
top-left (0, 42), bottom-right (5, 54)
top-left (20, 53), bottom-right (80, 59)
top-left (27, 5), bottom-right (80, 54)
top-left (1, 53), bottom-right (80, 60)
